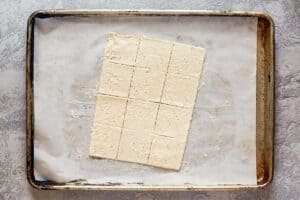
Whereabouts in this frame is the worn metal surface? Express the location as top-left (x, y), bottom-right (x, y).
top-left (25, 9), bottom-right (274, 191)
top-left (1, 0), bottom-right (299, 199)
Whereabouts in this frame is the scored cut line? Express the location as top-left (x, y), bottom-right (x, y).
top-left (116, 36), bottom-right (141, 158)
top-left (153, 43), bottom-right (175, 129)
top-left (97, 93), bottom-right (191, 109)
top-left (147, 43), bottom-right (175, 163)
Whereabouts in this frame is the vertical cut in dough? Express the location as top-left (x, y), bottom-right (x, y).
top-left (90, 32), bottom-right (205, 170)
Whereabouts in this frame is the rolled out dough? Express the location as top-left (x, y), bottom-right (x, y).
top-left (89, 32), bottom-right (205, 170)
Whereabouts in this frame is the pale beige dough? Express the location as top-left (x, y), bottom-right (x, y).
top-left (161, 73), bottom-right (200, 107)
top-left (154, 104), bottom-right (193, 139)
top-left (90, 33), bottom-right (205, 170)
top-left (89, 124), bottom-right (122, 159)
top-left (104, 32), bottom-right (139, 65)
top-left (169, 43), bottom-right (205, 77)
top-left (124, 99), bottom-right (159, 131)
top-left (148, 135), bottom-right (186, 170)
top-left (93, 95), bottom-right (127, 127)
top-left (99, 59), bottom-right (133, 97)
top-left (129, 68), bottom-right (165, 102)
top-left (117, 129), bottom-right (152, 164)
top-left (136, 36), bottom-right (173, 72)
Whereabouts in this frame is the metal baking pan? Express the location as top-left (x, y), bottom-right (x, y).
top-left (26, 9), bottom-right (274, 191)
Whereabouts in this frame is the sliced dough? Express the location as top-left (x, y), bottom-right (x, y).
top-left (169, 43), bottom-right (205, 77)
top-left (148, 135), bottom-right (186, 170)
top-left (161, 73), bottom-right (199, 107)
top-left (117, 129), bottom-right (152, 164)
top-left (124, 99), bottom-right (159, 131)
top-left (90, 33), bottom-right (205, 170)
top-left (89, 124), bottom-right (122, 159)
top-left (129, 68), bottom-right (165, 102)
top-left (154, 104), bottom-right (193, 139)
top-left (99, 59), bottom-right (133, 97)
top-left (93, 95), bottom-right (127, 127)
top-left (136, 36), bottom-right (173, 72)
top-left (104, 32), bottom-right (139, 65)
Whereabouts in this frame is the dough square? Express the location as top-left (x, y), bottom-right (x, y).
top-left (136, 36), bottom-right (173, 72)
top-left (94, 95), bottom-right (127, 127)
top-left (169, 43), bottom-right (205, 77)
top-left (104, 33), bottom-right (139, 65)
top-left (99, 59), bottom-right (133, 97)
top-left (117, 129), bottom-right (152, 164)
top-left (155, 104), bottom-right (193, 139)
top-left (148, 135), bottom-right (186, 170)
top-left (89, 124), bottom-right (122, 159)
top-left (124, 99), bottom-right (159, 131)
top-left (129, 68), bottom-right (165, 102)
top-left (161, 73), bottom-right (199, 107)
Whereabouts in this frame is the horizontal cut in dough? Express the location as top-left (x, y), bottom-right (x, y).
top-left (90, 32), bottom-right (205, 170)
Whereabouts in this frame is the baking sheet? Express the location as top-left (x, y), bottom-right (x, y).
top-left (33, 15), bottom-right (257, 185)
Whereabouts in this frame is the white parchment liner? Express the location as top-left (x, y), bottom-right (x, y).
top-left (34, 15), bottom-right (257, 185)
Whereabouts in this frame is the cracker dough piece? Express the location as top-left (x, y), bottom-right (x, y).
top-left (99, 59), bottom-right (133, 97)
top-left (161, 73), bottom-right (199, 107)
top-left (136, 36), bottom-right (173, 72)
top-left (94, 95), bottom-right (127, 127)
top-left (148, 135), bottom-right (186, 170)
top-left (155, 104), bottom-right (193, 139)
top-left (104, 32), bottom-right (139, 65)
top-left (169, 43), bottom-right (205, 77)
top-left (117, 129), bottom-right (152, 164)
top-left (89, 124), bottom-right (122, 159)
top-left (129, 68), bottom-right (165, 102)
top-left (124, 100), bottom-right (159, 131)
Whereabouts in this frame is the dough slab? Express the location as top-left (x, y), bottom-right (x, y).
top-left (89, 32), bottom-right (205, 170)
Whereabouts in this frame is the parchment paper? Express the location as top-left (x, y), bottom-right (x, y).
top-left (34, 15), bottom-right (257, 185)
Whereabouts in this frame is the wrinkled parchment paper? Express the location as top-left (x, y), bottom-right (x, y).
top-left (34, 15), bottom-right (257, 185)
